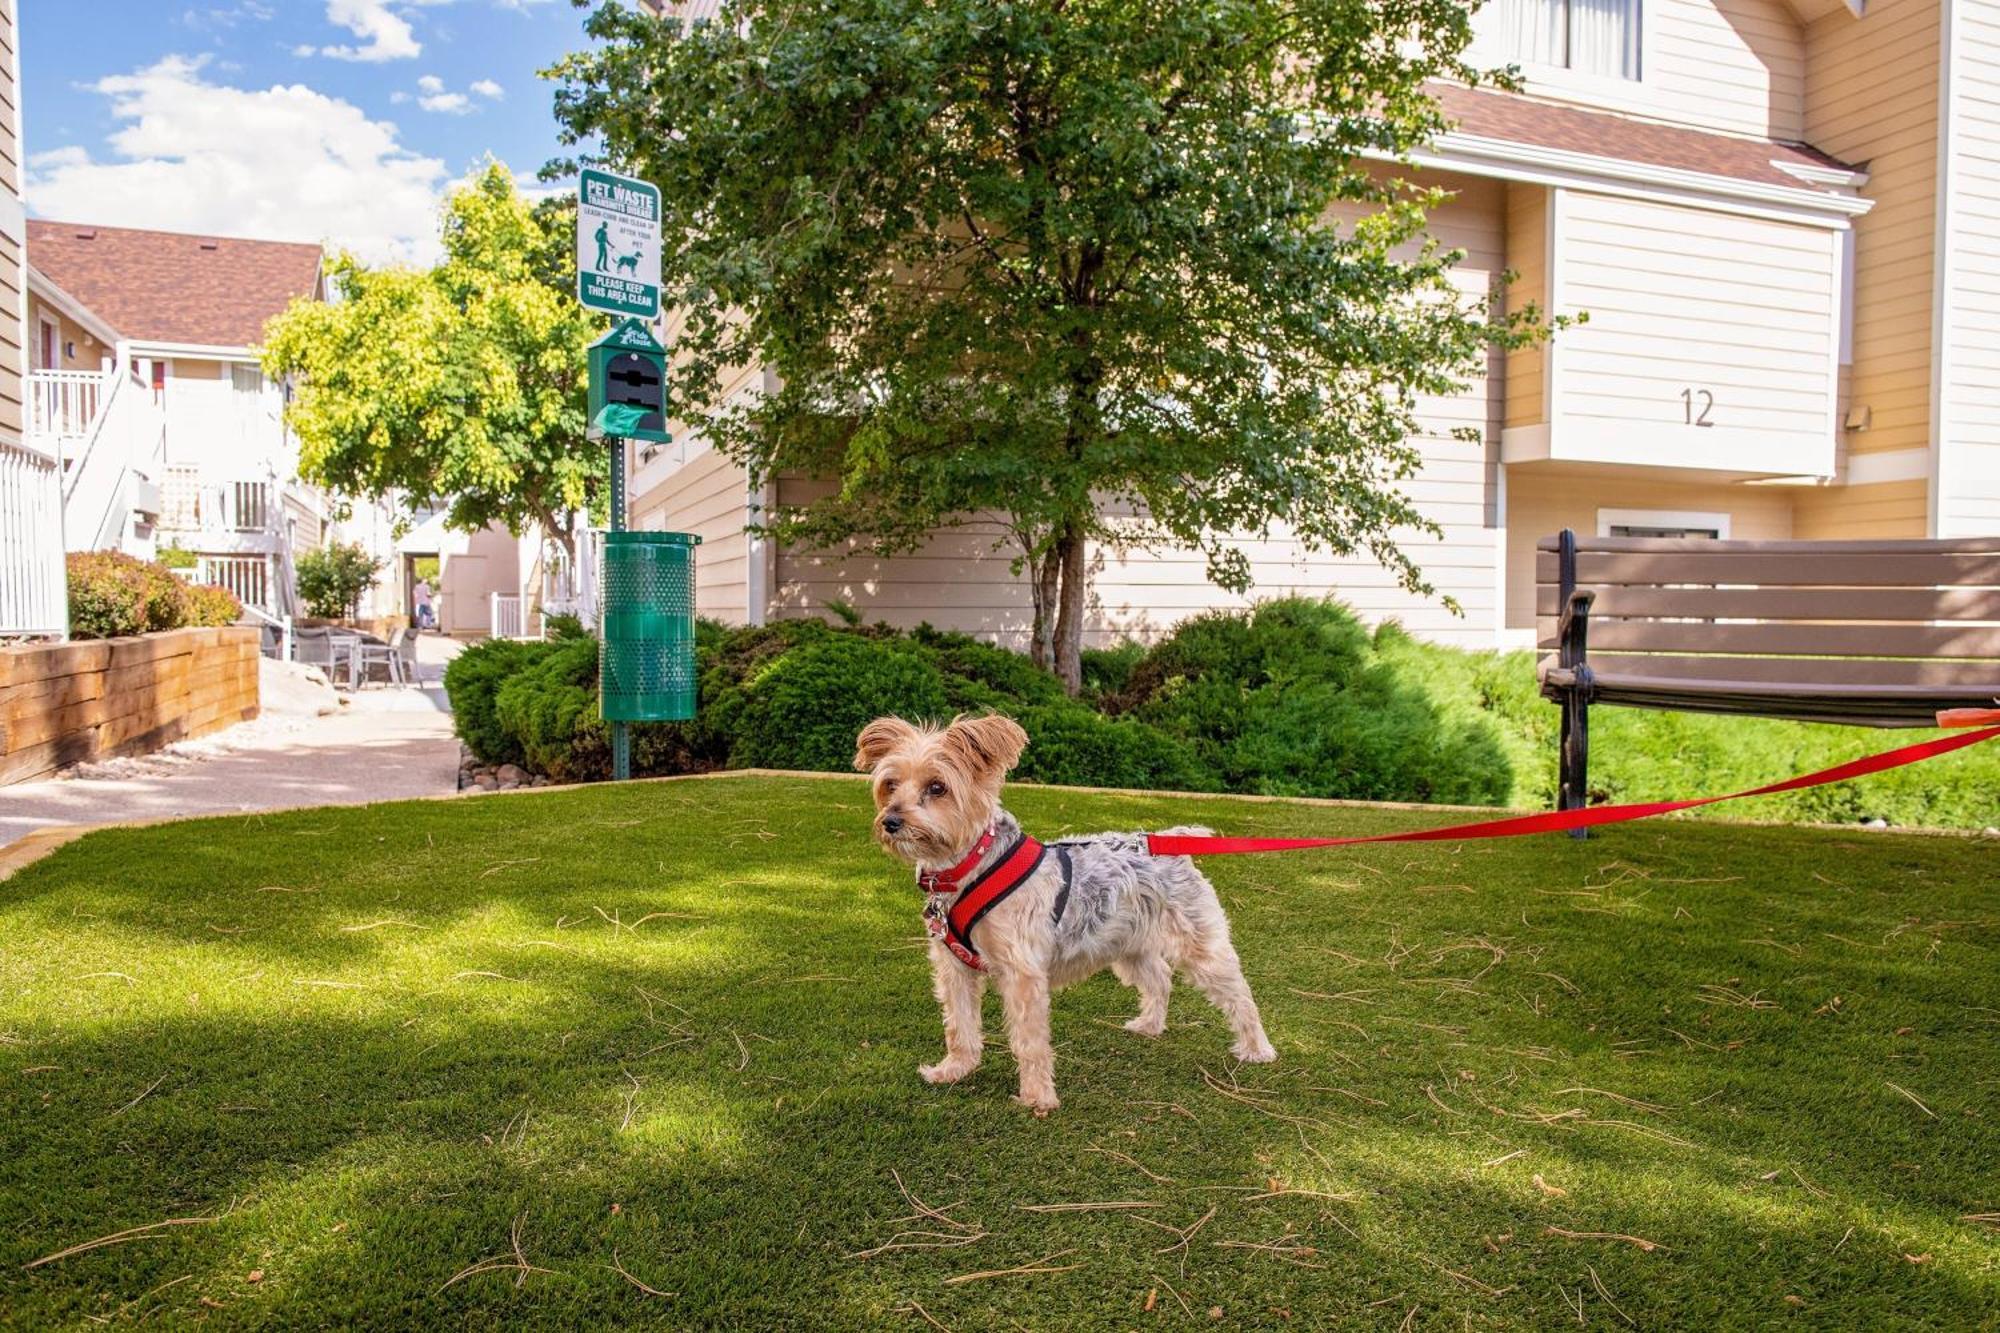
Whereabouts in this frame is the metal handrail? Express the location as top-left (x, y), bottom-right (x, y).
top-left (238, 600), bottom-right (294, 660)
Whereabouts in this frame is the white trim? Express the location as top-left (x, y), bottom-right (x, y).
top-left (1927, 0), bottom-right (1957, 537)
top-left (1545, 187), bottom-right (1567, 458)
top-left (1492, 463), bottom-right (1510, 649)
top-left (1826, 224), bottom-right (1844, 447)
top-left (0, 191), bottom-right (25, 244)
top-left (1772, 160), bottom-right (1871, 190)
top-left (1844, 447), bottom-right (1932, 486)
top-left (123, 339), bottom-right (263, 362)
top-left (1407, 136), bottom-right (1873, 229)
top-left (1596, 507), bottom-right (1732, 538)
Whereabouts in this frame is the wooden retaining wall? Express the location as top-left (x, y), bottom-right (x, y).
top-left (0, 627), bottom-right (261, 786)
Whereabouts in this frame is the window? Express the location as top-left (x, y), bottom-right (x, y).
top-left (1598, 508), bottom-right (1729, 540)
top-left (231, 364), bottom-right (265, 397)
top-left (1473, 0), bottom-right (1642, 81)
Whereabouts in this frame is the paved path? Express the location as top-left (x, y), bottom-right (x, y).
top-left (0, 636), bottom-right (465, 850)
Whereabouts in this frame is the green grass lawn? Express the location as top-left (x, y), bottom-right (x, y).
top-left (2, 777), bottom-right (1996, 1329)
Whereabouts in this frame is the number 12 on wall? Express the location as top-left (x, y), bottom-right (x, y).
top-left (1681, 388), bottom-right (1715, 427)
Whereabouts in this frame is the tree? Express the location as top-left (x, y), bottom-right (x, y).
top-left (263, 163), bottom-right (602, 560)
top-left (295, 542), bottom-right (387, 620)
top-left (550, 1), bottom-right (1547, 693)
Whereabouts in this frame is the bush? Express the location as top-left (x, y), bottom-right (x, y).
top-left (444, 637), bottom-right (564, 766)
top-left (295, 542), bottom-right (385, 619)
top-left (1012, 704), bottom-right (1209, 792)
top-left (720, 635), bottom-right (953, 771)
top-left (181, 583), bottom-right (243, 628)
top-left (65, 551), bottom-right (187, 639)
top-left (493, 636), bottom-right (604, 781)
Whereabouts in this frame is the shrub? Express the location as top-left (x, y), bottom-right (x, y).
top-left (493, 636), bottom-right (604, 781)
top-left (295, 542), bottom-right (385, 619)
top-left (181, 583), bottom-right (243, 628)
top-left (444, 637), bottom-right (564, 766)
top-left (156, 543), bottom-right (198, 571)
top-left (721, 635), bottom-right (953, 771)
top-left (1012, 704), bottom-right (1210, 792)
top-left (65, 551), bottom-right (187, 639)
top-left (1080, 641), bottom-right (1147, 701)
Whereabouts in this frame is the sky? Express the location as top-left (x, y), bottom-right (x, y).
top-left (20, 0), bottom-right (607, 264)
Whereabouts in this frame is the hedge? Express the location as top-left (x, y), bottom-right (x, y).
top-left (65, 551), bottom-right (243, 639)
top-left (442, 600), bottom-right (2000, 830)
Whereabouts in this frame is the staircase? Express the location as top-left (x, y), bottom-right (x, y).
top-left (30, 367), bottom-right (167, 556)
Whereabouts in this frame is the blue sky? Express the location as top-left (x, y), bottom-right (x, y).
top-left (20, 1), bottom-right (605, 262)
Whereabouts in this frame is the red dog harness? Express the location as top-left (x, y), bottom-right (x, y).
top-left (917, 828), bottom-right (1071, 971)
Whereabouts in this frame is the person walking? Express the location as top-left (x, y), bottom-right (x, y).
top-left (412, 577), bottom-right (436, 631)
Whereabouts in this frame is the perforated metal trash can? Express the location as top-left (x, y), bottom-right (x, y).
top-left (600, 531), bottom-right (701, 722)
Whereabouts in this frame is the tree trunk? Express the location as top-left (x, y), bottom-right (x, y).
top-left (1052, 522), bottom-right (1087, 696)
top-left (1030, 545), bottom-right (1060, 672)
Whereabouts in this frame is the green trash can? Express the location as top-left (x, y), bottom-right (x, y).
top-left (600, 531), bottom-right (702, 722)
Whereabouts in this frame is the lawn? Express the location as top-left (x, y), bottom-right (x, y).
top-left (1, 776), bottom-right (1995, 1329)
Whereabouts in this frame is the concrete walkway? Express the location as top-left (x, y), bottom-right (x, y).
top-left (0, 635), bottom-right (466, 850)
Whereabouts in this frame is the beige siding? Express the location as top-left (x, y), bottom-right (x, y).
top-left (0, 231), bottom-right (20, 440)
top-left (1503, 465), bottom-right (1796, 630)
top-left (634, 446), bottom-right (752, 624)
top-left (1504, 183), bottom-right (1548, 430)
top-left (26, 297), bottom-right (110, 372)
top-left (1543, 190), bottom-right (1838, 476)
top-left (1649, 0), bottom-right (1807, 139)
top-left (0, 0), bottom-right (19, 448)
top-left (0, 0), bottom-right (16, 197)
top-left (1793, 478), bottom-right (1929, 538)
top-left (1935, 0), bottom-right (2000, 536)
top-left (1805, 0), bottom-right (1939, 470)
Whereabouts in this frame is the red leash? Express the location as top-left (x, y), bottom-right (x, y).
top-left (1146, 714), bottom-right (2000, 858)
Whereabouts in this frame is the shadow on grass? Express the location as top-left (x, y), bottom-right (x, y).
top-left (2, 777), bottom-right (1996, 1327)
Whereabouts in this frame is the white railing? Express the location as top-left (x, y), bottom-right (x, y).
top-left (49, 368), bottom-right (168, 554)
top-left (157, 472), bottom-right (277, 537)
top-left (223, 480), bottom-right (272, 532)
top-left (239, 600), bottom-right (294, 660)
top-left (0, 442), bottom-right (67, 637)
top-left (199, 554), bottom-right (274, 614)
top-left (28, 369), bottom-right (111, 442)
top-left (490, 592), bottom-right (530, 640)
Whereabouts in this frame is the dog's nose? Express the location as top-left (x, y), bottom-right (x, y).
top-left (880, 814), bottom-right (904, 834)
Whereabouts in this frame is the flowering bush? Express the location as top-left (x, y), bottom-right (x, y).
top-left (65, 551), bottom-right (189, 639)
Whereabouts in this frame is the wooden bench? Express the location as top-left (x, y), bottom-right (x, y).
top-left (1536, 530), bottom-right (2000, 831)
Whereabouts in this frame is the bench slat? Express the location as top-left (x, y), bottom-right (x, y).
top-left (1536, 535), bottom-right (2000, 556)
top-left (1538, 620), bottom-right (2000, 658)
top-left (1532, 585), bottom-right (2000, 623)
top-left (1534, 549), bottom-right (2000, 588)
top-left (1539, 652), bottom-right (2000, 689)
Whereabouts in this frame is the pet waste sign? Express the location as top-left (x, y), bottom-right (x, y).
top-left (577, 167), bottom-right (661, 319)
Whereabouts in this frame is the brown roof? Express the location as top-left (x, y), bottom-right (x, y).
top-left (26, 220), bottom-right (324, 349)
top-left (1431, 85), bottom-right (1858, 192)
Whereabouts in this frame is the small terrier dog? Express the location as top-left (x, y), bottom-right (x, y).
top-left (857, 713), bottom-right (1276, 1114)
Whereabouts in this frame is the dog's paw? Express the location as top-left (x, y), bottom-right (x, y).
top-left (1013, 1091), bottom-right (1060, 1117)
top-left (1232, 1038), bottom-right (1279, 1064)
top-left (1123, 1015), bottom-right (1166, 1038)
top-left (919, 1060), bottom-right (976, 1085)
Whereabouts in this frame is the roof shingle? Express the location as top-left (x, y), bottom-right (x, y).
top-left (27, 220), bottom-right (325, 349)
top-left (1431, 85), bottom-right (1858, 193)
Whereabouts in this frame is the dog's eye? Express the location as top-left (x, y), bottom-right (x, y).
top-left (925, 780), bottom-right (948, 799)
top-left (881, 779), bottom-right (898, 796)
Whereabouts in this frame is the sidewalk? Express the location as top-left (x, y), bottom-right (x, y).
top-left (0, 635), bottom-right (466, 850)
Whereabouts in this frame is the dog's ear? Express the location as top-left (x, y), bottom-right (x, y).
top-left (943, 714), bottom-right (1029, 777)
top-left (854, 716), bottom-right (921, 772)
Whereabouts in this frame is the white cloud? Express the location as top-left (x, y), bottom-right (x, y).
top-left (27, 55), bottom-right (449, 264)
top-left (319, 0), bottom-right (421, 62)
top-left (418, 91), bottom-right (471, 115)
top-left (416, 73), bottom-right (445, 94)
top-left (470, 78), bottom-right (503, 99)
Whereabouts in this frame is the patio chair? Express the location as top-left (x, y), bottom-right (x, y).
top-left (352, 630), bottom-right (406, 688)
top-left (396, 627), bottom-right (421, 687)
top-left (293, 626), bottom-right (336, 674)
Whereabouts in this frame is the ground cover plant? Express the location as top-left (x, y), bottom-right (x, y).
top-left (447, 600), bottom-right (2000, 829)
top-left (1, 777), bottom-right (1995, 1327)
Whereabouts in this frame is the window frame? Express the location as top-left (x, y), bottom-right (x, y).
top-left (1597, 507), bottom-right (1731, 540)
top-left (1471, 0), bottom-right (1654, 111)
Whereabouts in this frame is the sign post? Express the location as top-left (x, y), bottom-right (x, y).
top-left (580, 171), bottom-right (677, 782)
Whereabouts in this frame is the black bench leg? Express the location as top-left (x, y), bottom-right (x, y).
top-left (1559, 689), bottom-right (1589, 840)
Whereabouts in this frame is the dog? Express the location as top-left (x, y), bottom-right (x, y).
top-left (856, 713), bottom-right (1275, 1114)
top-left (614, 251), bottom-right (641, 274)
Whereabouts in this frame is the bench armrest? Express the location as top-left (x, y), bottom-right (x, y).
top-left (1558, 589), bottom-right (1595, 672)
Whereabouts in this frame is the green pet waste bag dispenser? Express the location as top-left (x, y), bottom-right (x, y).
top-left (600, 531), bottom-right (701, 722)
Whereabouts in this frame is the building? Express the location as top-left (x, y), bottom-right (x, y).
top-left (0, 0), bottom-right (59, 638)
top-left (631, 0), bottom-right (2000, 651)
top-left (22, 220), bottom-right (397, 620)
